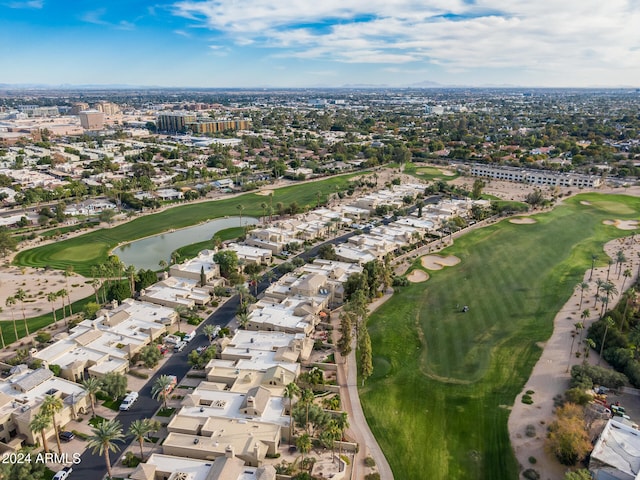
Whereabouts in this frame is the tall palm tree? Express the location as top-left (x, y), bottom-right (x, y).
top-left (577, 282), bottom-right (589, 310)
top-left (616, 249), bottom-right (627, 277)
top-left (622, 268), bottom-right (633, 292)
top-left (151, 375), bottom-right (174, 410)
top-left (260, 202), bottom-right (267, 224)
top-left (128, 419), bottom-right (157, 461)
top-left (175, 305), bottom-right (188, 333)
top-left (300, 388), bottom-right (315, 435)
top-left (598, 316), bottom-right (615, 365)
top-left (86, 419), bottom-right (124, 480)
top-left (621, 288), bottom-right (637, 331)
top-left (6, 296), bottom-right (18, 341)
top-left (594, 279), bottom-right (604, 308)
top-left (125, 265), bottom-right (137, 297)
top-left (57, 289), bottom-right (67, 322)
top-left (91, 278), bottom-right (101, 304)
top-left (601, 282), bottom-right (618, 317)
top-left (158, 259), bottom-right (168, 272)
top-left (64, 266), bottom-right (74, 316)
top-left (41, 395), bottom-right (64, 454)
top-left (284, 382), bottom-right (300, 443)
top-left (47, 292), bottom-right (58, 327)
top-left (322, 419), bottom-right (342, 464)
top-left (334, 411), bottom-right (349, 458)
top-left (14, 288), bottom-right (30, 337)
top-left (236, 203), bottom-right (244, 228)
top-left (82, 377), bottom-right (103, 418)
top-left (567, 322), bottom-right (584, 372)
top-left (203, 324), bottom-right (217, 343)
top-left (0, 308), bottom-right (5, 349)
top-left (583, 338), bottom-right (596, 360)
top-left (236, 312), bottom-right (250, 329)
top-left (30, 411), bottom-right (52, 453)
top-left (296, 433), bottom-right (312, 471)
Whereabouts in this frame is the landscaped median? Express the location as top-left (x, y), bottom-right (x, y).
top-left (360, 193), bottom-right (640, 480)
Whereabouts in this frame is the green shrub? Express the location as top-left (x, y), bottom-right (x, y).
top-left (529, 456), bottom-right (537, 464)
top-left (129, 370), bottom-right (149, 379)
top-left (364, 457), bottom-right (376, 468)
top-left (523, 469), bottom-right (540, 480)
top-left (365, 474), bottom-right (381, 480)
top-left (522, 394), bottom-right (533, 404)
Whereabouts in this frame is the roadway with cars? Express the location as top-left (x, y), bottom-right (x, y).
top-left (69, 198), bottom-right (439, 477)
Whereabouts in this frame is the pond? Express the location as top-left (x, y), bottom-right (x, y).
top-left (112, 216), bottom-right (258, 270)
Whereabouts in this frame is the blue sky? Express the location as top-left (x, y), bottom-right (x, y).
top-left (1, 0), bottom-right (639, 88)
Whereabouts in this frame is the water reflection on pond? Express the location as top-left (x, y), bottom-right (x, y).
top-left (113, 216), bottom-right (258, 270)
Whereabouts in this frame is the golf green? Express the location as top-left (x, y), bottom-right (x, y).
top-left (362, 193), bottom-right (640, 479)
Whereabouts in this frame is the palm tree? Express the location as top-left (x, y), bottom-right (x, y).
top-left (91, 278), bottom-right (101, 304)
top-left (622, 268), bottom-right (633, 292)
top-left (236, 203), bottom-right (244, 228)
top-left (616, 249), bottom-right (627, 277)
top-left (203, 324), bottom-right (217, 343)
top-left (598, 316), bottom-right (615, 365)
top-left (296, 433), bottom-right (312, 472)
top-left (86, 419), bottom-right (124, 480)
top-left (577, 282), bottom-right (589, 310)
top-left (335, 411), bottom-right (349, 458)
top-left (300, 388), bottom-right (315, 435)
top-left (0, 308), bottom-right (4, 348)
top-left (82, 377), bottom-right (103, 418)
top-left (158, 259), bottom-right (168, 271)
top-left (64, 266), bottom-right (74, 316)
top-left (250, 272), bottom-right (260, 296)
top-left (47, 292), bottom-right (58, 327)
top-left (175, 305), bottom-right (189, 333)
top-left (30, 411), bottom-right (52, 453)
top-left (211, 234), bottom-right (222, 251)
top-left (128, 419), bottom-right (156, 461)
top-left (590, 254), bottom-right (598, 281)
top-left (260, 202), bottom-right (267, 224)
top-left (607, 259), bottom-right (613, 280)
top-left (284, 382), bottom-right (300, 443)
top-left (41, 395), bottom-right (64, 454)
top-left (125, 265), bottom-right (137, 297)
top-left (236, 312), bottom-right (250, 329)
top-left (594, 279), bottom-right (604, 309)
top-left (583, 338), bottom-right (596, 360)
top-left (621, 288), bottom-right (637, 331)
top-left (151, 375), bottom-right (174, 410)
top-left (322, 419), bottom-right (342, 464)
top-left (236, 284), bottom-right (249, 305)
top-left (567, 322), bottom-right (584, 372)
top-left (57, 289), bottom-right (67, 322)
top-left (14, 288), bottom-right (30, 337)
top-left (6, 296), bottom-right (18, 341)
top-left (601, 282), bottom-right (618, 317)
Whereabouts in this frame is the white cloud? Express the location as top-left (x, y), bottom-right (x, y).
top-left (171, 0), bottom-right (640, 85)
top-left (4, 0), bottom-right (43, 8)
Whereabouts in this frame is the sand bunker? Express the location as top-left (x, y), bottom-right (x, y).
top-left (255, 189), bottom-right (274, 196)
top-left (441, 170), bottom-right (456, 176)
top-left (580, 201), bottom-right (591, 205)
top-left (509, 217), bottom-right (537, 225)
top-left (421, 254), bottom-right (461, 270)
top-left (407, 270), bottom-right (429, 283)
top-left (603, 219), bottom-right (639, 230)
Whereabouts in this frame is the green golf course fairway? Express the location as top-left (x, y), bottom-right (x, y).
top-left (13, 174), bottom-right (360, 276)
top-left (362, 193), bottom-right (640, 480)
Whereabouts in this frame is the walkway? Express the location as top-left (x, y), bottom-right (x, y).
top-left (333, 293), bottom-right (395, 480)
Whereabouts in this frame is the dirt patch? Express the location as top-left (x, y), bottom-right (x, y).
top-left (421, 254), bottom-right (461, 270)
top-left (509, 217), bottom-right (537, 225)
top-left (407, 270), bottom-right (429, 283)
top-left (0, 267), bottom-right (92, 320)
top-left (255, 189), bottom-right (274, 196)
top-left (603, 219), bottom-right (639, 230)
top-left (441, 170), bottom-right (456, 176)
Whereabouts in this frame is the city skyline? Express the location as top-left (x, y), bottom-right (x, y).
top-left (1, 0), bottom-right (639, 89)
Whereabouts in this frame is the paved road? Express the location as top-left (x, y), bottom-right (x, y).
top-left (72, 295), bottom-right (239, 477)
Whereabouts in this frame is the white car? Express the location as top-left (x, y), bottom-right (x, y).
top-left (53, 467), bottom-right (72, 480)
top-left (119, 391), bottom-right (139, 411)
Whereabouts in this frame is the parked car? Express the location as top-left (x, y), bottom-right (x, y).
top-left (183, 331), bottom-right (196, 342)
top-left (119, 391), bottom-right (139, 411)
top-left (58, 431), bottom-right (75, 442)
top-left (164, 334), bottom-right (182, 345)
top-left (173, 340), bottom-right (187, 352)
top-left (53, 467), bottom-right (72, 480)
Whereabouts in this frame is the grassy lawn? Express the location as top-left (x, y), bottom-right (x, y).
top-left (88, 415), bottom-right (107, 427)
top-left (172, 226), bottom-right (245, 261)
top-left (362, 193), bottom-right (640, 480)
top-left (156, 407), bottom-right (175, 417)
top-left (405, 163), bottom-right (459, 182)
top-left (13, 174), bottom-right (362, 276)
